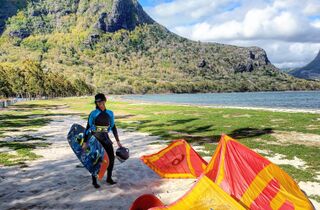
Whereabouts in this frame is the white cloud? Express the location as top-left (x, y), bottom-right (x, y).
top-left (303, 0), bottom-right (320, 15)
top-left (144, 0), bottom-right (320, 68)
top-left (145, 0), bottom-right (237, 27)
top-left (151, 0), bottom-right (217, 17)
top-left (175, 4), bottom-right (319, 42)
top-left (312, 19), bottom-right (320, 28)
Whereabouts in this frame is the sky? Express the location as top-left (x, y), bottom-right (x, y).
top-left (139, 0), bottom-right (320, 68)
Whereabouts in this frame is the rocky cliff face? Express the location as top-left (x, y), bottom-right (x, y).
top-left (290, 50), bottom-right (320, 80)
top-left (232, 47), bottom-right (271, 73)
top-left (97, 0), bottom-right (154, 32)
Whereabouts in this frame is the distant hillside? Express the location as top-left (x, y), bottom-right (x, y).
top-left (0, 0), bottom-right (319, 97)
top-left (279, 67), bottom-right (295, 73)
top-left (290, 51), bottom-right (320, 80)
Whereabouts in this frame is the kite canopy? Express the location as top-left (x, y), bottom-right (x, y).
top-left (149, 175), bottom-right (246, 210)
top-left (141, 139), bottom-right (207, 178)
top-left (134, 135), bottom-right (313, 210)
top-left (205, 135), bottom-right (314, 210)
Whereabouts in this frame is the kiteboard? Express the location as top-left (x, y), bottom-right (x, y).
top-left (67, 123), bottom-right (109, 180)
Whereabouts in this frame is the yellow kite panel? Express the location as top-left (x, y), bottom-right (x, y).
top-left (150, 175), bottom-right (245, 210)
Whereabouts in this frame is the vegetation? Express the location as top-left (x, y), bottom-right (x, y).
top-left (49, 96), bottom-right (319, 183)
top-left (0, 100), bottom-right (76, 166)
top-left (0, 60), bottom-right (93, 98)
top-left (0, 0), bottom-right (319, 97)
top-left (1, 96), bottom-right (319, 183)
top-left (0, 141), bottom-right (50, 166)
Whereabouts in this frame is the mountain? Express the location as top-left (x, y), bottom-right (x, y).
top-left (290, 51), bottom-right (320, 80)
top-left (0, 0), bottom-right (319, 97)
top-left (279, 67), bottom-right (295, 73)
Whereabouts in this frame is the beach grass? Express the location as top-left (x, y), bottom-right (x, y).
top-left (56, 96), bottom-right (320, 183)
top-left (0, 101), bottom-right (66, 166)
top-left (310, 195), bottom-right (320, 203)
top-left (1, 97), bottom-right (319, 184)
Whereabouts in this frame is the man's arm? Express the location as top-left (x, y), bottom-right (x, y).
top-left (85, 111), bottom-right (97, 137)
top-left (108, 110), bottom-right (122, 147)
top-left (112, 125), bottom-right (122, 147)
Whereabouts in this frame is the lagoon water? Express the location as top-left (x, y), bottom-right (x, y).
top-left (123, 91), bottom-right (320, 110)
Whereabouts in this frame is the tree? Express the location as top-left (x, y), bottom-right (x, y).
top-left (0, 66), bottom-right (11, 97)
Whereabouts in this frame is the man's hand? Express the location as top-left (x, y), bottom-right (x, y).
top-left (82, 142), bottom-right (88, 150)
top-left (116, 141), bottom-right (122, 148)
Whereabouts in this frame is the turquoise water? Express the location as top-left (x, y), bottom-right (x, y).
top-left (122, 91), bottom-right (320, 110)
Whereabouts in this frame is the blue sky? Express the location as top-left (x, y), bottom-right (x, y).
top-left (139, 0), bottom-right (320, 68)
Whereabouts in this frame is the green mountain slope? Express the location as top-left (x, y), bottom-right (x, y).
top-left (0, 0), bottom-right (319, 97)
top-left (290, 51), bottom-right (320, 80)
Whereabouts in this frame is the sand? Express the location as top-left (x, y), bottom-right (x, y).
top-left (0, 113), bottom-right (319, 209)
top-left (0, 114), bottom-right (195, 209)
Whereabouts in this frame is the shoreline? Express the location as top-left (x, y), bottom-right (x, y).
top-left (114, 96), bottom-right (320, 114)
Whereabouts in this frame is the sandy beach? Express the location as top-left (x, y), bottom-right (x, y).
top-left (0, 111), bottom-right (319, 209)
top-left (0, 114), bottom-right (196, 209)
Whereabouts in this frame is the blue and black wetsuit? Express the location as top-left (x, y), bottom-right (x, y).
top-left (85, 108), bottom-right (119, 180)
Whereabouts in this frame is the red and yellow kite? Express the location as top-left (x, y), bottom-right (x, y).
top-left (205, 135), bottom-right (314, 210)
top-left (136, 135), bottom-right (313, 210)
top-left (141, 139), bottom-right (207, 178)
top-left (130, 175), bottom-right (246, 210)
top-left (149, 175), bottom-right (246, 210)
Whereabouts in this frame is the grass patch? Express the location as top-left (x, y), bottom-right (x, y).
top-left (149, 141), bottom-right (162, 145)
top-left (197, 151), bottom-right (211, 157)
top-left (0, 141), bottom-right (51, 166)
top-left (203, 143), bottom-right (218, 155)
top-left (0, 100), bottom-right (68, 166)
top-left (279, 164), bottom-right (316, 182)
top-left (53, 97), bottom-right (320, 183)
top-left (309, 195), bottom-right (320, 203)
top-left (5, 97), bottom-right (319, 183)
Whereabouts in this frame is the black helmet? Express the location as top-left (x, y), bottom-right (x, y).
top-left (95, 93), bottom-right (106, 102)
top-left (116, 147), bottom-right (129, 163)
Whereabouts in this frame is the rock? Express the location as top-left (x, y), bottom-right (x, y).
top-left (234, 62), bottom-right (254, 73)
top-left (90, 33), bottom-right (100, 42)
top-left (198, 59), bottom-right (206, 68)
top-left (103, 0), bottom-right (155, 32)
top-left (63, 9), bottom-right (72, 15)
top-left (9, 29), bottom-right (30, 39)
top-left (84, 33), bottom-right (101, 48)
top-left (249, 47), bottom-right (270, 65)
top-left (96, 12), bottom-right (108, 32)
top-left (249, 51), bottom-right (255, 60)
top-left (246, 63), bottom-right (254, 72)
top-left (234, 63), bottom-right (247, 73)
top-left (31, 10), bottom-right (42, 17)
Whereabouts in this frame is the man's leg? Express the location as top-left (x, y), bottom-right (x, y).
top-left (92, 175), bottom-right (100, 188)
top-left (96, 136), bottom-right (116, 184)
